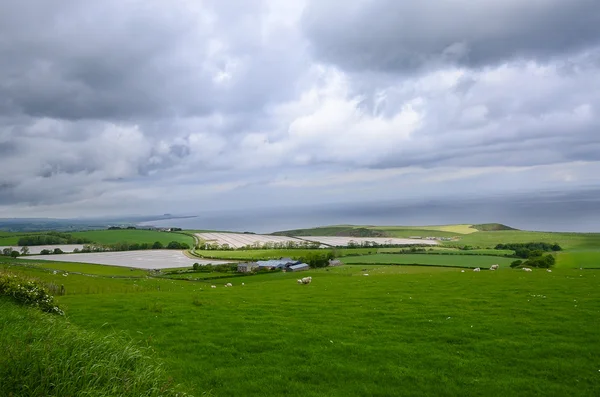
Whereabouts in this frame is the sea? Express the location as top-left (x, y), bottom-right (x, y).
top-left (139, 189), bottom-right (600, 234)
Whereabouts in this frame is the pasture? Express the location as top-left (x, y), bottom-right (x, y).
top-left (341, 253), bottom-right (514, 268)
top-left (556, 251), bottom-right (600, 269)
top-left (23, 250), bottom-right (231, 269)
top-left (3, 259), bottom-right (598, 396)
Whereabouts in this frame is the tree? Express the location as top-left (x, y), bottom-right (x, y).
top-left (2, 248), bottom-right (12, 256)
top-left (510, 260), bottom-right (523, 268)
top-left (166, 241), bottom-right (182, 249)
top-left (40, 249), bottom-right (51, 255)
top-left (20, 246), bottom-right (30, 255)
top-left (10, 250), bottom-right (20, 258)
top-left (53, 248), bottom-right (64, 254)
top-left (152, 241), bottom-right (164, 249)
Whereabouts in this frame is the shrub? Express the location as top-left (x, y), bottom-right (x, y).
top-left (53, 248), bottom-right (64, 254)
top-left (510, 260), bottom-right (523, 268)
top-left (10, 250), bottom-right (19, 258)
top-left (0, 272), bottom-right (64, 315)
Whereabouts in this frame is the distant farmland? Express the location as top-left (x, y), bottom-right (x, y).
top-left (196, 232), bottom-right (437, 249)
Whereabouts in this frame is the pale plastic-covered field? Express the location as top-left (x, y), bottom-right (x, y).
top-left (22, 250), bottom-right (232, 269)
top-left (196, 233), bottom-right (437, 248)
top-left (0, 245), bottom-right (84, 254)
top-left (289, 236), bottom-right (438, 247)
top-left (196, 232), bottom-right (307, 249)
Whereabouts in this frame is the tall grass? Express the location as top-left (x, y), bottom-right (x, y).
top-left (0, 298), bottom-right (191, 396)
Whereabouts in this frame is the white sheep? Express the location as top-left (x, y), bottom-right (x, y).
top-left (363, 273), bottom-right (369, 276)
top-left (211, 285), bottom-right (216, 289)
top-left (523, 267), bottom-right (532, 272)
top-left (224, 282), bottom-right (233, 287)
top-left (301, 277), bottom-right (312, 284)
top-left (546, 269), bottom-right (552, 273)
top-left (297, 279), bottom-right (303, 284)
top-left (490, 264), bottom-right (499, 271)
top-left (473, 268), bottom-right (481, 272)
top-left (242, 282), bottom-right (245, 286)
top-left (461, 270), bottom-right (465, 273)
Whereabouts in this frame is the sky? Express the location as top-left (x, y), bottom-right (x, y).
top-left (1, 0), bottom-right (600, 228)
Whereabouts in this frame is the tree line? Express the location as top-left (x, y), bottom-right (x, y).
top-left (495, 242), bottom-right (562, 259)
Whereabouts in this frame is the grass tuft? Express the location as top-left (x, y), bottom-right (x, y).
top-left (0, 298), bottom-right (191, 396)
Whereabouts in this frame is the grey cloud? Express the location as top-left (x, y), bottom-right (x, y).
top-left (0, 0), bottom-right (308, 121)
top-left (302, 0), bottom-right (600, 72)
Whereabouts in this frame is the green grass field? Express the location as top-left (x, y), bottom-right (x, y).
top-left (3, 255), bottom-right (600, 396)
top-left (341, 253), bottom-right (514, 268)
top-left (71, 229), bottom-right (194, 246)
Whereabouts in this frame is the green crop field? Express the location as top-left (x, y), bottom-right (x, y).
top-left (2, 258), bottom-right (599, 396)
top-left (341, 253), bottom-right (514, 268)
top-left (71, 230), bottom-right (194, 246)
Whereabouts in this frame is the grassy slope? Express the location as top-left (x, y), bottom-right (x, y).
top-left (0, 298), bottom-right (187, 396)
top-left (71, 229), bottom-right (194, 246)
top-left (341, 253), bottom-right (514, 268)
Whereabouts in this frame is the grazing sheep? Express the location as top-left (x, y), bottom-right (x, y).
top-left (224, 282), bottom-right (233, 287)
top-left (490, 264), bottom-right (499, 271)
top-left (363, 273), bottom-right (369, 276)
top-left (523, 267), bottom-right (532, 272)
top-left (242, 282), bottom-right (245, 286)
top-left (473, 268), bottom-right (481, 272)
top-left (297, 279), bottom-right (303, 284)
top-left (211, 285), bottom-right (216, 289)
top-left (300, 276), bottom-right (312, 285)
top-left (461, 270), bottom-right (465, 273)
top-left (546, 269), bottom-right (552, 273)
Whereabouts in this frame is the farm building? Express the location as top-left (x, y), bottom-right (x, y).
top-left (256, 258), bottom-right (300, 270)
top-left (237, 262), bottom-right (259, 273)
top-left (288, 263), bottom-right (310, 272)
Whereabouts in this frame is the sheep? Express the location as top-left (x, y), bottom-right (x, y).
top-left (490, 264), bottom-right (499, 271)
top-left (242, 282), bottom-right (245, 286)
top-left (300, 277), bottom-right (312, 285)
top-left (523, 267), bottom-right (532, 272)
top-left (211, 285), bottom-right (216, 289)
top-left (473, 268), bottom-right (481, 272)
top-left (546, 269), bottom-right (552, 273)
top-left (224, 282), bottom-right (233, 287)
top-left (363, 273), bottom-right (369, 276)
top-left (297, 279), bottom-right (303, 284)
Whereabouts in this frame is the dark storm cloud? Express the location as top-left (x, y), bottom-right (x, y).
top-left (302, 0), bottom-right (600, 72)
